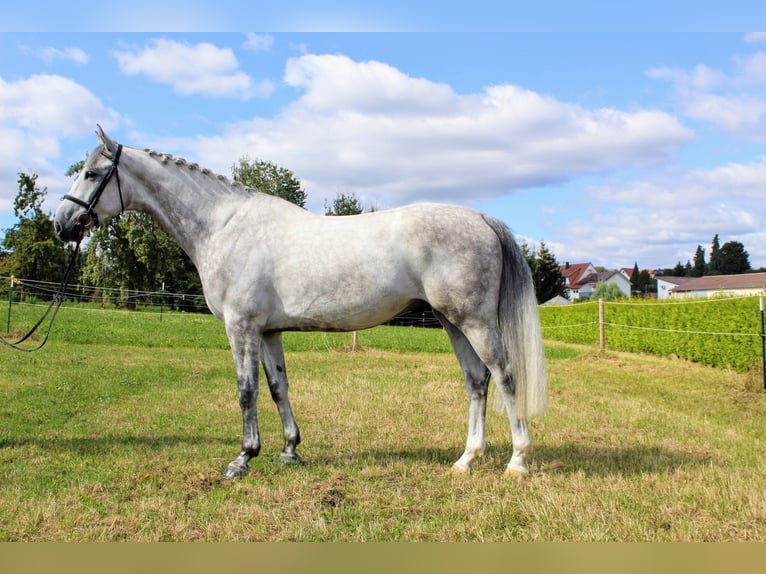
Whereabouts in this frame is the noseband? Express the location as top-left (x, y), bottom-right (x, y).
top-left (62, 143), bottom-right (124, 232)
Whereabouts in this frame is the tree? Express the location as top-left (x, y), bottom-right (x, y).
top-left (533, 241), bottom-right (566, 304)
top-left (671, 261), bottom-right (687, 277)
top-left (629, 263), bottom-right (654, 296)
top-left (13, 172), bottom-right (47, 219)
top-left (708, 234), bottom-right (722, 275)
top-left (689, 245), bottom-right (706, 277)
top-left (520, 241), bottom-right (566, 303)
top-left (592, 281), bottom-right (626, 301)
top-left (1, 172), bottom-right (67, 284)
top-left (718, 241), bottom-right (750, 275)
top-left (637, 269), bottom-right (653, 294)
top-left (79, 212), bottom-right (203, 310)
top-left (232, 157), bottom-right (307, 208)
top-left (630, 262), bottom-right (640, 293)
top-left (519, 241), bottom-right (536, 272)
top-left (325, 192), bottom-right (364, 216)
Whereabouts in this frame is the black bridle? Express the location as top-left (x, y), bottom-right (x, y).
top-left (62, 143), bottom-right (125, 234)
top-left (0, 144), bottom-right (124, 352)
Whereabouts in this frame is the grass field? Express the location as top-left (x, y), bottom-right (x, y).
top-left (1, 304), bottom-right (765, 541)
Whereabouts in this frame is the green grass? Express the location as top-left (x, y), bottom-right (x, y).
top-left (0, 304), bottom-right (764, 541)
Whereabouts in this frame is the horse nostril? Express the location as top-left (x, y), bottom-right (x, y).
top-left (54, 221), bottom-right (62, 236)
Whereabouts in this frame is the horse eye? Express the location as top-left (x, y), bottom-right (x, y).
top-left (84, 170), bottom-right (98, 180)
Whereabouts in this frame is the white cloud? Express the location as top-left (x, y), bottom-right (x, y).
top-left (113, 38), bottom-right (273, 99)
top-left (745, 32), bottom-right (766, 43)
top-left (243, 33), bottom-right (274, 52)
top-left (557, 158), bottom-right (766, 268)
top-left (30, 47), bottom-right (90, 64)
top-left (0, 74), bottom-right (116, 136)
top-left (649, 49), bottom-right (766, 140)
top-left (0, 74), bottom-right (121, 217)
top-left (183, 54), bottom-right (691, 213)
top-left (37, 46), bottom-right (89, 64)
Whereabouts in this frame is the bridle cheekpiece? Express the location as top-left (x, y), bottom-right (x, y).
top-left (62, 143), bottom-right (125, 234)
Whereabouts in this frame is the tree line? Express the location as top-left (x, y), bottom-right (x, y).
top-left (656, 235), bottom-right (756, 278)
top-left (13, 156), bottom-right (755, 311)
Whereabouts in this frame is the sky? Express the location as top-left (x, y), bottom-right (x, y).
top-left (2, 2), bottom-right (766, 271)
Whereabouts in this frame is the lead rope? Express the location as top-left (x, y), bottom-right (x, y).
top-left (0, 238), bottom-right (83, 352)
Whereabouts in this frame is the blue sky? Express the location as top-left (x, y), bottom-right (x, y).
top-left (3, 2), bottom-right (766, 270)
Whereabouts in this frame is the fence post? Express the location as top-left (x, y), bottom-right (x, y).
top-left (760, 296), bottom-right (765, 391)
top-left (160, 282), bottom-right (165, 322)
top-left (599, 298), bottom-right (605, 352)
top-left (6, 275), bottom-right (14, 335)
top-left (351, 330), bottom-right (359, 352)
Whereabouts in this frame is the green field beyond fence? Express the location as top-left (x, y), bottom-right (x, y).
top-left (540, 296), bottom-right (764, 372)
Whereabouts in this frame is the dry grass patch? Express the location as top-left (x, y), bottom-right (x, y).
top-left (0, 332), bottom-right (764, 540)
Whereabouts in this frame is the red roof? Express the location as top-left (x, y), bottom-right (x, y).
top-left (560, 263), bottom-right (594, 289)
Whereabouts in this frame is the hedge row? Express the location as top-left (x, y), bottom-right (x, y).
top-left (539, 297), bottom-right (763, 372)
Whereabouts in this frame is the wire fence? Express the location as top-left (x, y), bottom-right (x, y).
top-left (3, 274), bottom-right (764, 376)
top-left (2, 275), bottom-right (208, 313)
top-left (0, 274), bottom-right (443, 326)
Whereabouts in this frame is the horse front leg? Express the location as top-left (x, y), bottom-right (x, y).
top-left (261, 332), bottom-right (302, 464)
top-left (224, 321), bottom-right (263, 479)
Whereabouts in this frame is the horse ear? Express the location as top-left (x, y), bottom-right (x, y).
top-left (95, 124), bottom-right (118, 158)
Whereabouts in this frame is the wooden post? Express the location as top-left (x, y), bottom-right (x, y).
top-left (599, 297), bottom-right (605, 352)
top-left (6, 275), bottom-right (14, 335)
top-left (160, 282), bottom-right (165, 322)
top-left (760, 296), bottom-right (765, 390)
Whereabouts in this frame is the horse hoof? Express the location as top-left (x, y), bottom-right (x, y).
top-left (223, 461), bottom-right (250, 479)
top-left (449, 463), bottom-right (471, 476)
top-left (503, 465), bottom-right (529, 481)
top-left (279, 452), bottom-right (303, 465)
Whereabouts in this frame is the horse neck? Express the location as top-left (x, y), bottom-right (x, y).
top-left (123, 148), bottom-right (249, 263)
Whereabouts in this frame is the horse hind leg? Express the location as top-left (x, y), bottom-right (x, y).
top-left (434, 311), bottom-right (490, 474)
top-left (451, 319), bottom-right (533, 478)
top-left (261, 332), bottom-right (302, 464)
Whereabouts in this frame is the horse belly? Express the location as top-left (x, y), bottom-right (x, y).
top-left (271, 261), bottom-right (419, 332)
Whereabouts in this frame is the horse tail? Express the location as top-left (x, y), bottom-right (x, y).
top-left (482, 215), bottom-right (548, 420)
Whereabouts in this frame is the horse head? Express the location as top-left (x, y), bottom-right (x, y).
top-left (54, 125), bottom-right (125, 243)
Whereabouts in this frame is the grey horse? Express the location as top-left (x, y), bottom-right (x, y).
top-left (54, 127), bottom-right (547, 478)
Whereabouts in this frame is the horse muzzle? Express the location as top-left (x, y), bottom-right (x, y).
top-left (54, 213), bottom-right (90, 243)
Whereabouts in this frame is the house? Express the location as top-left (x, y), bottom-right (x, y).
top-left (559, 262), bottom-right (632, 301)
top-left (656, 276), bottom-right (692, 300)
top-left (560, 262), bottom-right (597, 300)
top-left (666, 272), bottom-right (766, 299)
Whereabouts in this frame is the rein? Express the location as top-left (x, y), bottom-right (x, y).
top-left (0, 238), bottom-right (82, 352)
top-left (1, 143), bottom-right (123, 352)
